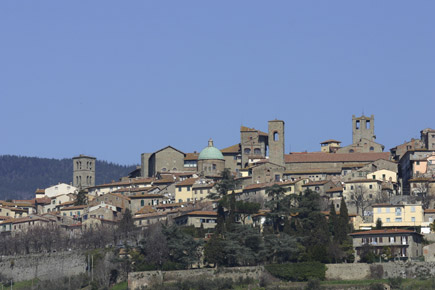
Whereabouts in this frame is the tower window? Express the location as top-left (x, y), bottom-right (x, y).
top-left (273, 132), bottom-right (279, 141)
top-left (254, 148), bottom-right (261, 155)
top-left (370, 146), bottom-right (374, 151)
top-left (356, 120), bottom-right (360, 129)
top-left (349, 149), bottom-right (354, 153)
top-left (244, 148), bottom-right (251, 154)
top-left (366, 120), bottom-right (370, 129)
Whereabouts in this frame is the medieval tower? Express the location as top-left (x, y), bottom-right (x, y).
top-left (268, 120), bottom-right (285, 166)
top-left (73, 155), bottom-right (96, 189)
top-left (352, 115), bottom-right (375, 143)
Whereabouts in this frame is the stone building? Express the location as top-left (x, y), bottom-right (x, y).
top-left (336, 115), bottom-right (384, 153)
top-left (350, 229), bottom-right (423, 261)
top-left (240, 126), bottom-right (268, 168)
top-left (73, 155), bottom-right (96, 189)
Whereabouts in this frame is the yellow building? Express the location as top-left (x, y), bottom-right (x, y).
top-left (367, 169), bottom-right (397, 183)
top-left (175, 178), bottom-right (198, 203)
top-left (361, 203), bottom-right (423, 228)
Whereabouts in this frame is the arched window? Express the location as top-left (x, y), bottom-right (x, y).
top-left (349, 149), bottom-right (354, 153)
top-left (369, 146), bottom-right (374, 151)
top-left (254, 148), bottom-right (261, 155)
top-left (273, 132), bottom-right (279, 141)
top-left (161, 168), bottom-right (167, 172)
top-left (244, 148), bottom-right (251, 154)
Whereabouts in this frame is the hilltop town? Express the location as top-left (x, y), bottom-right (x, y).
top-left (1, 115), bottom-right (435, 288)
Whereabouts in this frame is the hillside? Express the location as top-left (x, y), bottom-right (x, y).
top-left (0, 155), bottom-right (137, 200)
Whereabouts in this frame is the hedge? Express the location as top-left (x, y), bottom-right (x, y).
top-left (265, 262), bottom-right (326, 282)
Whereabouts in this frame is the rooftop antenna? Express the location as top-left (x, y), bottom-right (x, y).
top-left (362, 108), bottom-right (365, 116)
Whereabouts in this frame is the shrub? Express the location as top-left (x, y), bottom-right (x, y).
top-left (369, 283), bottom-right (385, 290)
top-left (265, 262), bottom-right (326, 282)
top-left (369, 264), bottom-right (384, 279)
top-left (388, 277), bottom-right (403, 289)
top-left (305, 278), bottom-right (321, 290)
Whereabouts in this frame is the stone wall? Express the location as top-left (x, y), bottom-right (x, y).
top-left (0, 251), bottom-right (86, 282)
top-left (326, 262), bottom-right (435, 280)
top-left (128, 266), bottom-right (264, 290)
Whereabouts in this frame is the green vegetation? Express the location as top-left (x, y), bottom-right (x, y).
top-left (110, 281), bottom-right (128, 290)
top-left (0, 155), bottom-right (136, 199)
top-left (265, 262), bottom-right (326, 282)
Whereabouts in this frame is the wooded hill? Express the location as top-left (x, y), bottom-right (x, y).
top-left (0, 155), bottom-right (137, 200)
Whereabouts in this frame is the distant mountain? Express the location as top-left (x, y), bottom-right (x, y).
top-left (0, 155), bottom-right (137, 200)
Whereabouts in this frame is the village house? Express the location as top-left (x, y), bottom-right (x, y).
top-left (174, 211), bottom-right (218, 229)
top-left (350, 229), bottom-right (423, 261)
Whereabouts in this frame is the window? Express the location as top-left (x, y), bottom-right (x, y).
top-left (369, 146), bottom-right (374, 151)
top-left (369, 185), bottom-right (373, 189)
top-left (386, 208), bottom-right (390, 213)
top-left (382, 174), bottom-right (386, 180)
top-left (416, 161), bottom-right (420, 165)
top-left (275, 175), bottom-right (280, 182)
top-left (351, 186), bottom-right (354, 190)
top-left (369, 194), bottom-right (373, 199)
top-left (377, 208), bottom-right (381, 213)
top-left (396, 208), bottom-right (402, 216)
top-left (178, 187), bottom-right (181, 192)
top-left (386, 218), bottom-right (390, 223)
top-left (349, 149), bottom-right (354, 153)
top-left (372, 175), bottom-right (376, 179)
top-left (141, 200), bottom-right (144, 207)
top-left (395, 218), bottom-right (402, 222)
top-left (244, 148), bottom-right (251, 154)
top-left (187, 186), bottom-right (191, 191)
top-left (273, 132), bottom-right (279, 141)
top-left (411, 217), bottom-right (416, 222)
top-left (254, 148), bottom-right (261, 155)
top-left (212, 164), bottom-right (216, 170)
top-left (411, 206), bottom-right (416, 212)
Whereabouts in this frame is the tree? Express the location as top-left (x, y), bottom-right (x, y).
top-left (328, 202), bottom-right (338, 237)
top-left (376, 218), bottom-right (382, 229)
top-left (266, 184), bottom-right (287, 201)
top-left (334, 198), bottom-right (350, 244)
top-left (352, 186), bottom-right (372, 221)
top-left (163, 225), bottom-right (202, 268)
top-left (235, 201), bottom-right (260, 224)
top-left (118, 209), bottom-right (136, 240)
top-left (414, 180), bottom-right (434, 209)
top-left (75, 189), bottom-right (88, 206)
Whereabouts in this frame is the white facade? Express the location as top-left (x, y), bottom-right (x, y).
top-left (44, 183), bottom-right (77, 198)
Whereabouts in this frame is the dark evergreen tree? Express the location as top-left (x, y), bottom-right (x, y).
top-left (74, 189), bottom-right (88, 206)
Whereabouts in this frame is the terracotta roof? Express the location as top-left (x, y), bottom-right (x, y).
top-left (156, 202), bottom-right (189, 209)
top-left (350, 229), bottom-right (421, 236)
top-left (58, 201), bottom-right (75, 207)
top-left (302, 180), bottom-right (331, 187)
top-left (184, 153), bottom-right (199, 161)
top-left (176, 178), bottom-right (199, 187)
top-left (129, 194), bottom-right (164, 199)
top-left (409, 177), bottom-right (432, 182)
top-left (320, 139), bottom-right (341, 144)
top-left (424, 209), bottom-right (435, 213)
top-left (344, 179), bottom-right (381, 184)
top-left (193, 183), bottom-right (214, 189)
top-left (326, 186), bottom-right (343, 193)
top-left (34, 197), bottom-right (51, 204)
top-left (221, 144), bottom-right (241, 154)
top-left (136, 206), bottom-right (156, 215)
top-left (35, 189), bottom-right (45, 194)
top-left (240, 126), bottom-right (268, 136)
top-left (60, 205), bottom-right (87, 211)
top-left (285, 152), bottom-right (390, 163)
top-left (106, 193), bottom-right (131, 201)
top-left (284, 168), bottom-right (342, 174)
top-left (179, 210), bottom-right (217, 217)
top-left (112, 186), bottom-right (159, 194)
top-left (9, 216), bottom-right (52, 225)
top-left (244, 182), bottom-right (273, 191)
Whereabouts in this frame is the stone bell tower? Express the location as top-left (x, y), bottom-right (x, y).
top-left (73, 155), bottom-right (96, 189)
top-left (268, 120), bottom-right (285, 166)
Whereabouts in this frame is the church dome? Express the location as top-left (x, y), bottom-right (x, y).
top-left (198, 139), bottom-right (224, 160)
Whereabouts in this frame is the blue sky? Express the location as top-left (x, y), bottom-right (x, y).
top-left (1, 1), bottom-right (434, 165)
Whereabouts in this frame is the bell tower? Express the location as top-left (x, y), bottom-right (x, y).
top-left (268, 120), bottom-right (285, 166)
top-left (352, 115), bottom-right (375, 143)
top-left (73, 155), bottom-right (96, 189)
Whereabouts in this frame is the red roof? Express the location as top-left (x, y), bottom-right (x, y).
top-left (284, 152), bottom-right (390, 163)
top-left (350, 229), bottom-right (420, 236)
top-left (176, 178), bottom-right (199, 187)
top-left (180, 211), bottom-right (217, 217)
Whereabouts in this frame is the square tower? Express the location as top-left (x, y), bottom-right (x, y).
top-left (73, 155), bottom-right (96, 189)
top-left (268, 120), bottom-right (285, 166)
top-left (352, 115), bottom-right (375, 144)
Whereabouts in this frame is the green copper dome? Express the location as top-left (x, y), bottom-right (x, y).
top-left (198, 139), bottom-right (224, 160)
